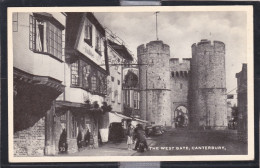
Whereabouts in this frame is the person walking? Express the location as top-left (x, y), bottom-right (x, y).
top-left (77, 129), bottom-right (83, 151)
top-left (84, 128), bottom-right (90, 147)
top-left (58, 128), bottom-right (68, 153)
top-left (133, 124), bottom-right (148, 151)
top-left (126, 124), bottom-right (134, 150)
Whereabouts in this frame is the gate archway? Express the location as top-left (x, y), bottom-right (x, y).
top-left (173, 105), bottom-right (189, 128)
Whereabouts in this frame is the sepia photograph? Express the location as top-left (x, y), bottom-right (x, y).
top-left (8, 6), bottom-right (254, 162)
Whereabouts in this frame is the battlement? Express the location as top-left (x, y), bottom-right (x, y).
top-left (169, 58), bottom-right (191, 72)
top-left (137, 40), bottom-right (170, 55)
top-left (170, 58), bottom-right (191, 64)
top-left (192, 39), bottom-right (225, 48)
top-left (171, 70), bottom-right (190, 78)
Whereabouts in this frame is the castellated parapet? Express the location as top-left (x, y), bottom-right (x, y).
top-left (190, 39), bottom-right (227, 130)
top-left (138, 41), bottom-right (171, 126)
top-left (169, 58), bottom-right (190, 127)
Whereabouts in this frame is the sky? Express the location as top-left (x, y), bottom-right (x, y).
top-left (94, 11), bottom-right (247, 104)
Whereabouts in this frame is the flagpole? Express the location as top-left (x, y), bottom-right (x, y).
top-left (155, 11), bottom-right (159, 40)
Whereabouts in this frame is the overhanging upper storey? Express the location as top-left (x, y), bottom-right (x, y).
top-left (65, 12), bottom-right (109, 75)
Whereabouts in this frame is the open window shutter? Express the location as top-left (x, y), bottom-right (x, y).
top-left (29, 15), bottom-right (34, 50)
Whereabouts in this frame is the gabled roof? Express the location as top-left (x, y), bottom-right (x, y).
top-left (107, 39), bottom-right (133, 61)
top-left (65, 12), bottom-right (84, 50)
top-left (65, 12), bottom-right (109, 75)
top-left (65, 12), bottom-right (105, 50)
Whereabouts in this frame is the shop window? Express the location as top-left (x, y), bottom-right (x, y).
top-left (13, 13), bottom-right (18, 32)
top-left (71, 61), bottom-right (79, 86)
top-left (29, 15), bottom-right (62, 60)
top-left (84, 18), bottom-right (92, 46)
top-left (60, 113), bottom-right (66, 121)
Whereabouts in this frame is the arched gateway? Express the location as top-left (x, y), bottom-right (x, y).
top-left (172, 105), bottom-right (189, 128)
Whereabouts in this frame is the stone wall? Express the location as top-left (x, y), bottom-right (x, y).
top-left (190, 39), bottom-right (227, 129)
top-left (138, 41), bottom-right (171, 126)
top-left (236, 64), bottom-right (247, 142)
top-left (169, 58), bottom-right (190, 127)
top-left (13, 118), bottom-right (45, 156)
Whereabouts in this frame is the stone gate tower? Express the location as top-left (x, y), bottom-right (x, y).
top-left (138, 41), bottom-right (171, 126)
top-left (190, 39), bottom-right (227, 130)
top-left (170, 58), bottom-right (190, 128)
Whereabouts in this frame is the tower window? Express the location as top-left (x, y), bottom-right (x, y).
top-left (176, 72), bottom-right (179, 77)
top-left (171, 72), bottom-right (175, 77)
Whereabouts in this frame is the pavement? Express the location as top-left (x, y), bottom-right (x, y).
top-left (64, 138), bottom-right (155, 156)
top-left (59, 128), bottom-right (247, 156)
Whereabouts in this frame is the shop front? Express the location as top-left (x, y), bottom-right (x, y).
top-left (54, 101), bottom-right (103, 154)
top-left (99, 112), bottom-right (131, 143)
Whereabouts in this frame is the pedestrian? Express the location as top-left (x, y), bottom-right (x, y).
top-left (58, 128), bottom-right (68, 153)
top-left (133, 124), bottom-right (148, 151)
top-left (84, 128), bottom-right (90, 147)
top-left (88, 132), bottom-right (95, 149)
top-left (126, 124), bottom-right (134, 150)
top-left (77, 129), bottom-right (83, 151)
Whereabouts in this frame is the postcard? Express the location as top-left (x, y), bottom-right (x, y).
top-left (8, 6), bottom-right (254, 162)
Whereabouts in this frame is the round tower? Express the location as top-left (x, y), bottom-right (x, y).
top-left (190, 39), bottom-right (227, 130)
top-left (138, 41), bottom-right (171, 126)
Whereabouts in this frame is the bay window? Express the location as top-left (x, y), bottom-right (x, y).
top-left (71, 59), bottom-right (107, 95)
top-left (29, 14), bottom-right (62, 60)
top-left (91, 75), bottom-right (97, 92)
top-left (71, 61), bottom-right (79, 86)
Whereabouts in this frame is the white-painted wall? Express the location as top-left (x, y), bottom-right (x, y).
top-left (13, 12), bottom-right (65, 82)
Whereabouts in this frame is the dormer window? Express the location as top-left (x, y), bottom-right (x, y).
top-left (84, 18), bottom-right (92, 46)
top-left (29, 14), bottom-right (63, 60)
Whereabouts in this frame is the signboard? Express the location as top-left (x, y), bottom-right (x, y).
top-left (122, 68), bottom-right (139, 90)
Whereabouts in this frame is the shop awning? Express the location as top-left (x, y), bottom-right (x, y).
top-left (114, 112), bottom-right (132, 119)
top-left (108, 112), bottom-right (131, 123)
top-left (133, 118), bottom-right (148, 123)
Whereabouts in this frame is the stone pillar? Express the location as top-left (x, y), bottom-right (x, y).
top-left (44, 101), bottom-right (56, 155)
